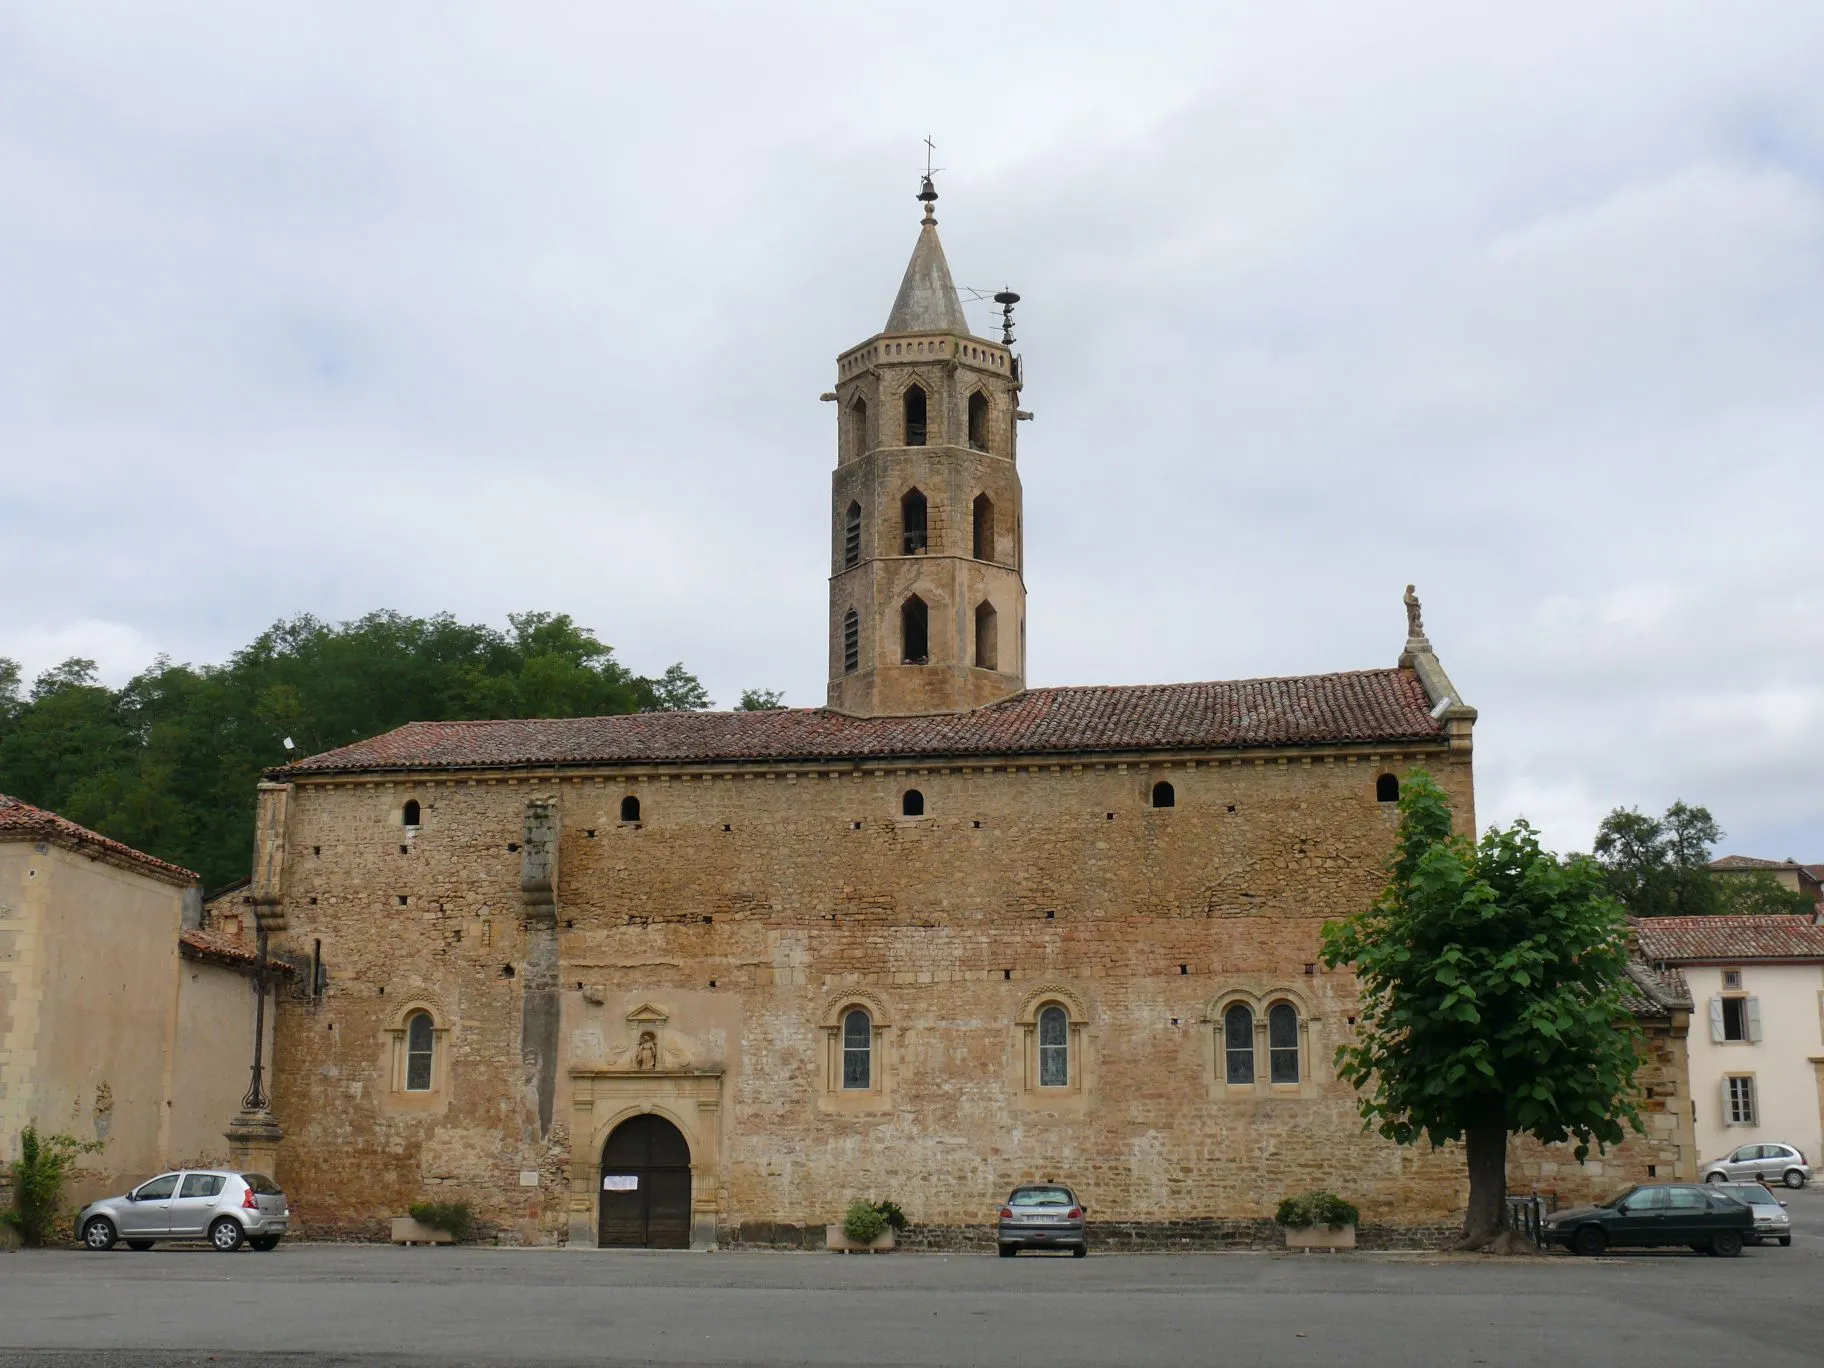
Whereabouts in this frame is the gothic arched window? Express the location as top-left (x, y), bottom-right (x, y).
top-left (1268, 1002), bottom-right (1301, 1084)
top-left (903, 384), bottom-right (927, 446)
top-left (901, 595), bottom-right (929, 664)
top-left (1223, 1003), bottom-right (1256, 1084)
top-left (1151, 780), bottom-right (1175, 809)
top-left (1038, 1004), bottom-right (1069, 1087)
top-left (405, 1011), bottom-right (434, 1092)
top-left (1376, 773), bottom-right (1400, 803)
top-left (972, 493), bottom-right (994, 561)
top-left (974, 601), bottom-right (998, 670)
top-left (401, 799), bottom-right (421, 826)
top-left (843, 501), bottom-right (861, 569)
top-left (620, 795), bottom-right (641, 823)
top-left (841, 1007), bottom-right (872, 1090)
top-left (901, 488), bottom-right (927, 554)
top-left (842, 609), bottom-right (859, 675)
top-left (967, 390), bottom-right (989, 451)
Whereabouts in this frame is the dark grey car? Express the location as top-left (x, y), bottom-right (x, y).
top-left (997, 1183), bottom-right (1087, 1257)
top-left (76, 1170), bottom-right (290, 1252)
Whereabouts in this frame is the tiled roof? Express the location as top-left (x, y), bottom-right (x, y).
top-left (1621, 962), bottom-right (1692, 1019)
top-left (1633, 915), bottom-right (1824, 964)
top-left (0, 792), bottom-right (197, 886)
top-left (179, 927), bottom-right (293, 974)
top-left (1708, 854), bottom-right (1801, 872)
top-left (271, 671), bottom-right (1445, 777)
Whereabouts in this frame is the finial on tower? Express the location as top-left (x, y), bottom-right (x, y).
top-left (918, 135), bottom-right (941, 225)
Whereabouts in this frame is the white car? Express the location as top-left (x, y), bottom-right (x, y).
top-left (75, 1170), bottom-right (290, 1252)
top-left (1710, 1182), bottom-right (1792, 1247)
top-left (1698, 1143), bottom-right (1810, 1189)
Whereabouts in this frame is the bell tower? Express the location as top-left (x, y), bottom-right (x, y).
top-left (826, 177), bottom-right (1027, 717)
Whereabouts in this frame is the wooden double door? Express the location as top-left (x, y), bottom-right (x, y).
top-left (598, 1113), bottom-right (692, 1248)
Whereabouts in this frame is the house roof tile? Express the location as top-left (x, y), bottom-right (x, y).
top-left (179, 927), bottom-right (293, 974)
top-left (0, 792), bottom-right (197, 886)
top-left (1632, 915), bottom-right (1824, 964)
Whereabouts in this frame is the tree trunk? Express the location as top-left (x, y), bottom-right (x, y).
top-left (1459, 1120), bottom-right (1509, 1250)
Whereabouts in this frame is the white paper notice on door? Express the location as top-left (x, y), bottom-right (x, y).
top-left (602, 1175), bottom-right (639, 1191)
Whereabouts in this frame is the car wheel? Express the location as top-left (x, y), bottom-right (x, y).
top-left (1704, 1172), bottom-right (1725, 1184)
top-left (80, 1217), bottom-right (118, 1252)
top-left (209, 1217), bottom-right (245, 1252)
top-left (1782, 1169), bottom-right (1806, 1190)
top-left (1571, 1226), bottom-right (1606, 1257)
top-left (249, 1236), bottom-right (280, 1252)
top-left (1708, 1230), bottom-right (1743, 1258)
top-left (1778, 1237), bottom-right (1791, 1247)
top-left (997, 1244), bottom-right (1018, 1258)
top-left (1071, 1244), bottom-right (1088, 1259)
top-left (126, 1240), bottom-right (155, 1252)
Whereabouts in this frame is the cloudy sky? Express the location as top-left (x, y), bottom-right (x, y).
top-left (3, 2), bottom-right (1821, 859)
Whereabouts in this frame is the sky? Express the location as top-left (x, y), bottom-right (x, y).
top-left (3, 2), bottom-right (1821, 860)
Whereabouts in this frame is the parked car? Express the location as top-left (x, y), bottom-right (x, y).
top-left (1542, 1183), bottom-right (1754, 1257)
top-left (1699, 1143), bottom-right (1809, 1189)
top-left (996, 1183), bottom-right (1087, 1257)
top-left (76, 1170), bottom-right (290, 1252)
top-left (1710, 1182), bottom-right (1792, 1247)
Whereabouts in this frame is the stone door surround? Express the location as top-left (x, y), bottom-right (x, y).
top-left (568, 1067), bottom-right (722, 1248)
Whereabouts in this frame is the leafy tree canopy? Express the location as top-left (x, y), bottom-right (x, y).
top-left (1589, 800), bottom-right (1808, 917)
top-left (735, 688), bottom-right (787, 711)
top-left (1321, 771), bottom-right (1644, 1247)
top-left (0, 611), bottom-right (709, 891)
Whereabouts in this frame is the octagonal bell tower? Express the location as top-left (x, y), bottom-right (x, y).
top-left (826, 178), bottom-right (1027, 716)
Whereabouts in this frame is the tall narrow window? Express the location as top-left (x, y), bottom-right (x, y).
top-left (901, 488), bottom-right (927, 553)
top-left (903, 384), bottom-right (927, 446)
top-left (842, 1008), bottom-right (872, 1090)
top-left (405, 1011), bottom-right (434, 1092)
top-left (1726, 1075), bottom-right (1757, 1125)
top-left (901, 789), bottom-right (924, 817)
top-left (842, 609), bottom-right (859, 674)
top-left (972, 493), bottom-right (994, 560)
top-left (620, 795), bottom-right (641, 823)
top-left (848, 396), bottom-right (868, 457)
top-left (967, 391), bottom-right (989, 451)
top-left (1038, 1005), bottom-right (1069, 1086)
top-left (1224, 1004), bottom-right (1255, 1084)
top-left (901, 595), bottom-right (929, 664)
top-left (974, 601), bottom-right (998, 670)
top-left (1268, 1003), bottom-right (1300, 1083)
top-left (402, 799), bottom-right (421, 826)
top-left (1150, 781), bottom-right (1175, 808)
top-left (1376, 773), bottom-right (1400, 803)
top-left (843, 501), bottom-right (861, 569)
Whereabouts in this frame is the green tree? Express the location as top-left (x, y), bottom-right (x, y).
top-left (1714, 871), bottom-right (1814, 918)
top-left (735, 688), bottom-right (786, 711)
top-left (1321, 772), bottom-right (1645, 1249)
top-left (1591, 801), bottom-right (1723, 917)
top-left (644, 663), bottom-right (713, 712)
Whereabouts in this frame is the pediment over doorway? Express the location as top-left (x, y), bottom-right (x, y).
top-left (625, 1003), bottom-right (670, 1026)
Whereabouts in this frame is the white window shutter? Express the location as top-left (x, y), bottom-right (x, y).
top-left (1745, 997), bottom-right (1762, 1042)
top-left (1721, 1077), bottom-right (1734, 1123)
top-left (1708, 996), bottom-right (1725, 1043)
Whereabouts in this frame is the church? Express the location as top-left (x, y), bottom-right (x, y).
top-left (245, 179), bottom-right (1687, 1247)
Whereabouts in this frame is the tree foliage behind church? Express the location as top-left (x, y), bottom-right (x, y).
top-left (0, 610), bottom-right (708, 890)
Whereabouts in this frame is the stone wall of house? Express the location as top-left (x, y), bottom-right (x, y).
top-left (262, 742), bottom-right (1674, 1246)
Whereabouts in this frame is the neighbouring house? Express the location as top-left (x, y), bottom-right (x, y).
top-left (1633, 914), bottom-right (1824, 1172)
top-left (0, 794), bottom-right (284, 1208)
top-left (1707, 855), bottom-right (1823, 907)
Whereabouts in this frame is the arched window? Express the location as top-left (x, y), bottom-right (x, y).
top-left (405, 1011), bottom-right (434, 1092)
top-left (901, 595), bottom-right (928, 664)
top-left (1038, 1005), bottom-right (1069, 1087)
top-left (901, 789), bottom-right (924, 817)
top-left (848, 396), bottom-right (869, 457)
top-left (974, 601), bottom-right (998, 670)
top-left (620, 795), bottom-right (641, 823)
top-left (402, 799), bottom-right (421, 826)
top-left (901, 488), bottom-right (927, 553)
top-left (972, 493), bottom-right (994, 560)
top-left (841, 1008), bottom-right (872, 1089)
top-left (1150, 781), bottom-right (1175, 809)
top-left (842, 609), bottom-right (860, 674)
top-left (903, 384), bottom-right (927, 446)
top-left (967, 390), bottom-right (989, 451)
top-left (843, 501), bottom-right (861, 569)
top-left (1223, 1004), bottom-right (1256, 1084)
top-left (1268, 1002), bottom-right (1301, 1084)
top-left (1376, 773), bottom-right (1400, 803)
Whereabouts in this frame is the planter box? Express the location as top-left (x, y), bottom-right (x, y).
top-left (1283, 1224), bottom-right (1356, 1251)
top-left (825, 1224), bottom-right (896, 1253)
top-left (391, 1217), bottom-right (455, 1246)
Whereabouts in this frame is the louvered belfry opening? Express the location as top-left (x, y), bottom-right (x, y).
top-left (843, 501), bottom-right (861, 569)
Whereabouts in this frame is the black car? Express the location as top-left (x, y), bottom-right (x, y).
top-left (1543, 1183), bottom-right (1754, 1257)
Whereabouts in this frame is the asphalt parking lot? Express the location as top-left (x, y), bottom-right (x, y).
top-left (3, 1188), bottom-right (1820, 1368)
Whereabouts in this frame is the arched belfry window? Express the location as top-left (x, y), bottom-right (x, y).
top-left (402, 799), bottom-right (421, 826)
top-left (1038, 1005), bottom-right (1070, 1087)
top-left (974, 601), bottom-right (998, 670)
top-left (1268, 1002), bottom-right (1301, 1083)
top-left (620, 795), bottom-right (641, 823)
top-left (901, 488), bottom-right (927, 554)
top-left (901, 595), bottom-right (929, 664)
top-left (841, 1008), bottom-right (872, 1090)
top-left (842, 609), bottom-right (860, 675)
top-left (1376, 773), bottom-right (1400, 803)
top-left (1151, 780), bottom-right (1175, 808)
top-left (848, 396), bottom-right (869, 457)
top-left (901, 788), bottom-right (924, 817)
top-left (903, 384), bottom-right (927, 446)
top-left (405, 1011), bottom-right (434, 1092)
top-left (967, 390), bottom-right (989, 451)
top-left (843, 501), bottom-right (861, 569)
top-left (1224, 1003), bottom-right (1256, 1084)
top-left (972, 493), bottom-right (994, 561)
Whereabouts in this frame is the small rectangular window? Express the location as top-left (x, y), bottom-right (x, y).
top-left (1722, 997), bottom-right (1747, 1041)
top-left (1727, 1075), bottom-right (1757, 1125)
top-left (1721, 968), bottom-right (1743, 991)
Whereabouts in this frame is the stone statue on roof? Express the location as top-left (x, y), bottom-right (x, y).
top-left (1403, 584), bottom-right (1425, 641)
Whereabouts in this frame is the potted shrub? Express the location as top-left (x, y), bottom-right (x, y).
top-left (392, 1199), bottom-right (475, 1246)
top-left (1275, 1191), bottom-right (1359, 1251)
top-left (826, 1198), bottom-right (901, 1252)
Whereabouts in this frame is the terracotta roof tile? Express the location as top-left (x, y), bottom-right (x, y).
top-left (271, 671), bottom-right (1445, 777)
top-left (1621, 962), bottom-right (1692, 1019)
top-left (1708, 854), bottom-right (1802, 872)
top-left (0, 792), bottom-right (196, 886)
top-left (179, 927), bottom-right (293, 973)
top-left (1632, 915), bottom-right (1824, 964)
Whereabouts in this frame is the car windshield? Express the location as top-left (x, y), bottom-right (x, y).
top-left (1716, 1185), bottom-right (1772, 1205)
top-left (1599, 1187), bottom-right (1639, 1209)
top-left (1009, 1188), bottom-right (1072, 1207)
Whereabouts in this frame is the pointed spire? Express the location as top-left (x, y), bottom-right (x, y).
top-left (885, 175), bottom-right (969, 335)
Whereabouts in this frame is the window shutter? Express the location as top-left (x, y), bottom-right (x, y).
top-left (1721, 1077), bottom-right (1734, 1123)
top-left (1745, 997), bottom-right (1762, 1042)
top-left (1708, 996), bottom-right (1725, 1043)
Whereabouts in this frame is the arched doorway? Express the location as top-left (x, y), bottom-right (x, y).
top-left (598, 1113), bottom-right (692, 1248)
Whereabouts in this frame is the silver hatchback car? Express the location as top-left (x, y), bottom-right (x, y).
top-left (997, 1183), bottom-right (1088, 1257)
top-left (1699, 1143), bottom-right (1810, 1189)
top-left (77, 1170), bottom-right (290, 1252)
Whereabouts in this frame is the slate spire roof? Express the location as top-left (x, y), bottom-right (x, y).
top-left (884, 177), bottom-right (970, 335)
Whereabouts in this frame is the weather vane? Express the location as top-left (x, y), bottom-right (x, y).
top-left (921, 134), bottom-right (942, 181)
